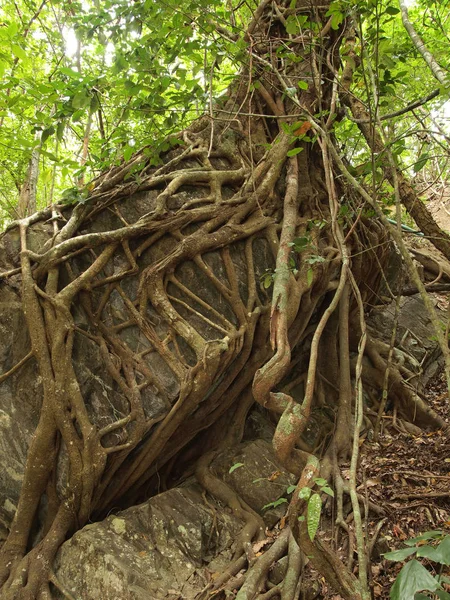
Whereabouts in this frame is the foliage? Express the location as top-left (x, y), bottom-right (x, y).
top-left (385, 531), bottom-right (450, 600)
top-left (0, 0), bottom-right (449, 228)
top-left (296, 477), bottom-right (334, 541)
top-left (262, 478), bottom-right (334, 542)
top-left (0, 0), bottom-right (243, 225)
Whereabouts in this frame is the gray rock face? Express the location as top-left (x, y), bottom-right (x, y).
top-left (368, 295), bottom-right (444, 386)
top-left (0, 285), bottom-right (40, 543)
top-left (55, 485), bottom-right (239, 600)
top-left (0, 186), bottom-right (275, 540)
top-left (53, 440), bottom-right (294, 599)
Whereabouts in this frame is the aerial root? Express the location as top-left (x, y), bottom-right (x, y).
top-left (280, 531), bottom-right (304, 600)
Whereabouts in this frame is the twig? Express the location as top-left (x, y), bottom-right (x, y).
top-left (0, 351), bottom-right (33, 384)
top-left (394, 491), bottom-right (450, 500)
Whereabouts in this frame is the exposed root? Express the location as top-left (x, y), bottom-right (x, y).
top-left (235, 528), bottom-right (289, 600)
top-left (196, 450), bottom-right (265, 561)
top-left (280, 532), bottom-right (304, 600)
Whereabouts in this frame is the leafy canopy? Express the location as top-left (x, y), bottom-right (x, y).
top-left (0, 0), bottom-right (449, 227)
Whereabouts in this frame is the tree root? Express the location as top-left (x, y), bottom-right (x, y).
top-left (197, 555), bottom-right (248, 598)
top-left (235, 528), bottom-right (289, 600)
top-left (280, 532), bottom-right (303, 600)
top-left (360, 339), bottom-right (445, 429)
top-left (195, 450), bottom-right (265, 561)
top-left (0, 6), bottom-right (447, 599)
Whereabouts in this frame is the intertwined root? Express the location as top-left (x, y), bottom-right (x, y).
top-left (0, 1), bottom-right (446, 597)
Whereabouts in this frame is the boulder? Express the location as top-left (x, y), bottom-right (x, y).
top-left (53, 440), bottom-right (295, 599)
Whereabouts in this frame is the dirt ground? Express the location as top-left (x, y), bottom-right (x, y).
top-left (290, 369), bottom-right (450, 600)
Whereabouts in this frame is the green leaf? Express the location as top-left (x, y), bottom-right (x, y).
top-left (390, 560), bottom-right (441, 600)
top-left (404, 531), bottom-right (444, 546)
top-left (413, 153), bottom-right (430, 173)
top-left (436, 591), bottom-right (450, 599)
top-left (298, 487), bottom-right (312, 500)
top-left (41, 126), bottom-right (55, 145)
top-left (71, 109), bottom-right (85, 122)
top-left (262, 273), bottom-right (273, 289)
top-left (123, 145), bottom-right (134, 161)
top-left (262, 497), bottom-right (288, 510)
top-left (229, 462), bottom-right (244, 474)
top-left (330, 12), bottom-right (344, 30)
top-left (307, 493), bottom-right (322, 541)
top-left (56, 121), bottom-right (66, 142)
top-left (72, 91), bottom-right (89, 109)
top-left (286, 485), bottom-right (296, 494)
top-left (307, 268), bottom-right (313, 287)
top-left (287, 147), bottom-right (303, 157)
top-left (90, 94), bottom-right (100, 114)
top-left (384, 547), bottom-right (418, 561)
top-left (286, 17), bottom-right (298, 35)
top-left (298, 80), bottom-right (308, 90)
top-left (12, 44), bottom-right (27, 61)
top-left (40, 150), bottom-right (59, 161)
top-left (290, 236), bottom-right (310, 251)
top-left (321, 486), bottom-right (334, 497)
top-left (385, 6), bottom-right (400, 14)
top-left (6, 21), bottom-right (18, 37)
top-left (61, 187), bottom-right (81, 205)
top-left (314, 478), bottom-right (327, 486)
top-left (307, 256), bottom-right (326, 265)
top-left (60, 66), bottom-right (81, 79)
top-left (417, 536), bottom-right (450, 565)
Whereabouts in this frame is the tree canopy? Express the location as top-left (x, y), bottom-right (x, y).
top-left (0, 0), bottom-right (449, 224)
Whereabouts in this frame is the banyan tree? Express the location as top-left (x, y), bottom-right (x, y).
top-left (0, 0), bottom-right (449, 598)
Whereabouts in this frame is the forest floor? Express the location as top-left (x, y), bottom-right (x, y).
top-left (362, 369), bottom-right (450, 599)
top-left (288, 369), bottom-right (450, 600)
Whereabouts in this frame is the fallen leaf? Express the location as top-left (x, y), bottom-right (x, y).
top-left (373, 584), bottom-right (383, 597)
top-left (293, 121), bottom-right (312, 136)
top-left (252, 538), bottom-right (271, 553)
top-left (366, 478), bottom-right (380, 487)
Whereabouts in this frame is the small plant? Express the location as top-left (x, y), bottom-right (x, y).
top-left (288, 235), bottom-right (311, 253)
top-left (297, 477), bottom-right (334, 541)
top-left (262, 478), bottom-right (334, 542)
top-left (384, 530), bottom-right (450, 600)
top-left (260, 269), bottom-right (275, 289)
top-left (260, 224), bottom-right (327, 290)
top-left (229, 462), bottom-right (244, 474)
top-left (60, 186), bottom-right (88, 206)
top-left (261, 485), bottom-right (297, 511)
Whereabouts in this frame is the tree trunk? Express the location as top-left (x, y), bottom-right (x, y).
top-left (17, 140), bottom-right (40, 219)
